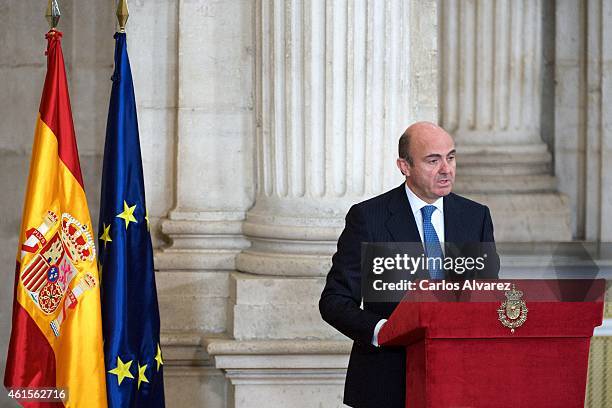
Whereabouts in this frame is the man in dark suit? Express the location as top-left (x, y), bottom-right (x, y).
top-left (319, 122), bottom-right (500, 408)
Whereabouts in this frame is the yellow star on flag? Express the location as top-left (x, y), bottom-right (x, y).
top-left (137, 362), bottom-right (149, 389)
top-left (99, 223), bottom-right (112, 247)
top-left (155, 344), bottom-right (164, 371)
top-left (108, 356), bottom-right (134, 385)
top-left (116, 200), bottom-right (138, 230)
top-left (145, 209), bottom-right (150, 231)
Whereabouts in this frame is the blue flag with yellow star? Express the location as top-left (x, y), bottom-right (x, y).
top-left (98, 32), bottom-right (165, 407)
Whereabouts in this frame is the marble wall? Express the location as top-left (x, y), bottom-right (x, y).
top-left (0, 1), bottom-right (610, 408)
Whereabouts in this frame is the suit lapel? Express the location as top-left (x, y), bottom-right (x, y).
top-left (385, 184), bottom-right (428, 280)
top-left (443, 193), bottom-right (462, 243)
top-left (386, 184), bottom-right (459, 243)
top-left (385, 184), bottom-right (421, 243)
top-left (382, 190), bottom-right (471, 283)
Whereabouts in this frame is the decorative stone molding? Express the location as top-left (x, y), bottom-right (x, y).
top-left (207, 339), bottom-right (351, 408)
top-left (157, 212), bottom-right (250, 271)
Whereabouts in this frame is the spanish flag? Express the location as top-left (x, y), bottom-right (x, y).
top-left (4, 30), bottom-right (107, 407)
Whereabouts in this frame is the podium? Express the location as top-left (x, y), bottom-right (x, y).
top-left (378, 280), bottom-right (606, 408)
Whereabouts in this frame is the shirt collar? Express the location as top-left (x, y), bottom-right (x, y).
top-left (404, 183), bottom-right (444, 215)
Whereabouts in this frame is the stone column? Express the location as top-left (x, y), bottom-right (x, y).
top-left (441, 0), bottom-right (543, 145)
top-left (157, 0), bottom-right (254, 274)
top-left (556, 0), bottom-right (612, 243)
top-left (209, 2), bottom-right (438, 408)
top-left (439, 0), bottom-right (571, 242)
top-left (153, 1), bottom-right (255, 406)
top-left (155, 0), bottom-right (254, 318)
top-left (237, 0), bottom-right (437, 277)
top-left (555, 0), bottom-right (612, 401)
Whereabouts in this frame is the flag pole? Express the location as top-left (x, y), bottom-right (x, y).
top-left (45, 0), bottom-right (60, 30)
top-left (117, 0), bottom-right (129, 33)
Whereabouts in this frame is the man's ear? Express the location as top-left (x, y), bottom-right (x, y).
top-left (396, 158), bottom-right (410, 177)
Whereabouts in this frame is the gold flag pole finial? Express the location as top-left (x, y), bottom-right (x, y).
top-left (116, 0), bottom-right (129, 33)
top-left (45, 0), bottom-right (61, 30)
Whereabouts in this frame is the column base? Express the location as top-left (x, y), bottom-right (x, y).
top-left (236, 251), bottom-right (332, 277)
top-left (227, 272), bottom-right (341, 340)
top-left (238, 205), bottom-right (346, 277)
top-left (467, 193), bottom-right (572, 242)
top-left (157, 211), bottom-right (250, 270)
top-left (161, 332), bottom-right (228, 408)
top-left (454, 143), bottom-right (572, 241)
top-left (207, 339), bottom-right (351, 408)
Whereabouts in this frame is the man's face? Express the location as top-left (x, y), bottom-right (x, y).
top-left (397, 126), bottom-right (456, 203)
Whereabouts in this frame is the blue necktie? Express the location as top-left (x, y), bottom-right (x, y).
top-left (421, 205), bottom-right (444, 279)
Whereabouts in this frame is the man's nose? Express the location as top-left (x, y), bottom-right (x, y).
top-left (439, 159), bottom-right (451, 174)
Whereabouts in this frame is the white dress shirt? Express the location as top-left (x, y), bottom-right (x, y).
top-left (371, 184), bottom-right (446, 347)
top-left (404, 184), bottom-right (445, 245)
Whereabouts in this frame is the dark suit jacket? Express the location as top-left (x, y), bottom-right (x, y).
top-left (319, 184), bottom-right (500, 408)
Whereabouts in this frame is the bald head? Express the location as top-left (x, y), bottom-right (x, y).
top-left (396, 121), bottom-right (456, 203)
top-left (398, 121), bottom-right (453, 165)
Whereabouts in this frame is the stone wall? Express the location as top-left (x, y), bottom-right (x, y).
top-left (0, 1), bottom-right (610, 407)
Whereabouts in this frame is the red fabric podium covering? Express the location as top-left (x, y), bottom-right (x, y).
top-left (378, 280), bottom-right (606, 408)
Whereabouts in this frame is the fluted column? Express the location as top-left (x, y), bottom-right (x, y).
top-left (439, 0), bottom-right (571, 241)
top-left (440, 0), bottom-right (543, 145)
top-left (237, 0), bottom-right (437, 276)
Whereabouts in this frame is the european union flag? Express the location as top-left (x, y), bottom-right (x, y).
top-left (99, 32), bottom-right (165, 408)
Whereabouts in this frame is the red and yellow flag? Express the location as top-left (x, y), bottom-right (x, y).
top-left (4, 30), bottom-right (107, 408)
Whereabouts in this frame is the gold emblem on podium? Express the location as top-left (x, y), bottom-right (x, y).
top-left (497, 284), bottom-right (528, 333)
